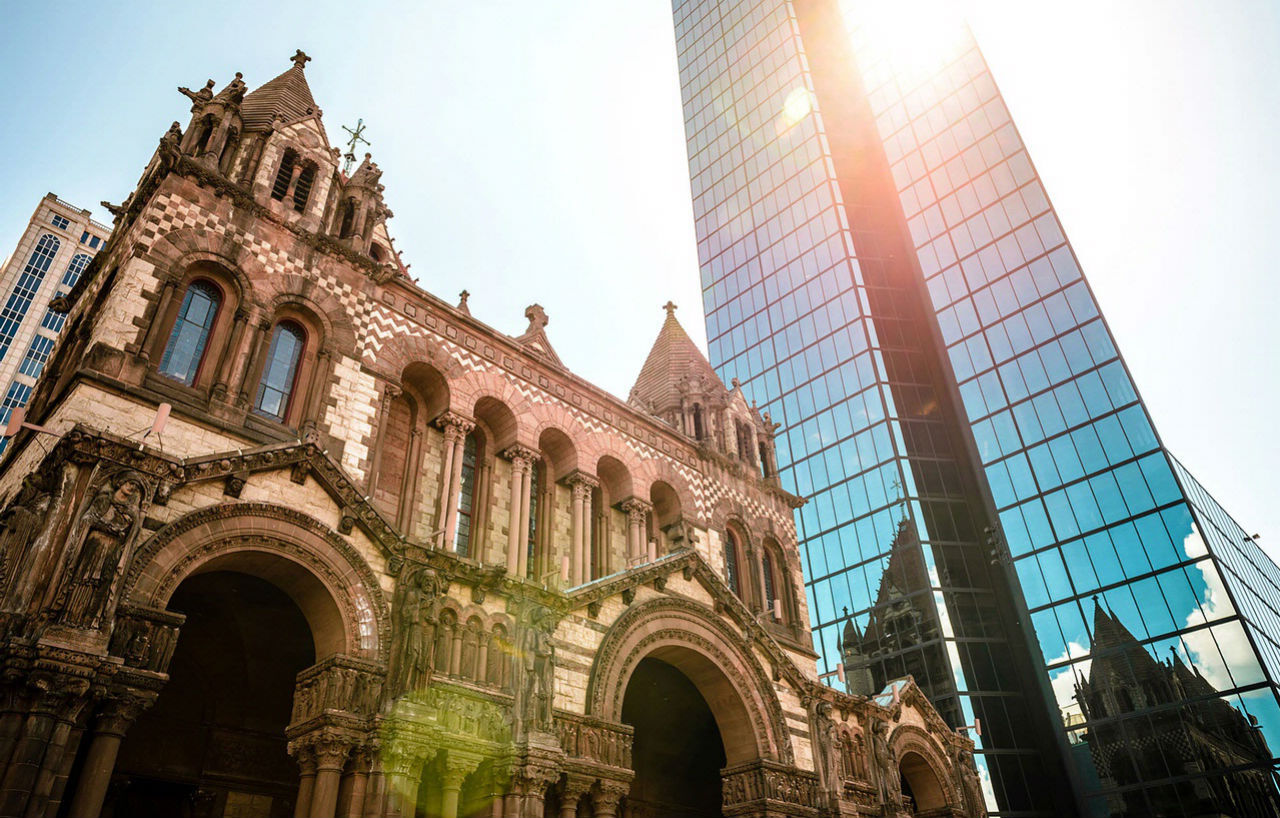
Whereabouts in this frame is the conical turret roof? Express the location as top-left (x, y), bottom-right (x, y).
top-left (241, 50), bottom-right (320, 132)
top-left (629, 302), bottom-right (723, 413)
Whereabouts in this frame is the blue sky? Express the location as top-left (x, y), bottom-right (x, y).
top-left (0, 0), bottom-right (1276, 556)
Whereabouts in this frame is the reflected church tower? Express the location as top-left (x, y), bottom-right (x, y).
top-left (1075, 600), bottom-right (1280, 817)
top-left (840, 518), bottom-right (954, 723)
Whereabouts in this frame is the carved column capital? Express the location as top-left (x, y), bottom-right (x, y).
top-left (619, 497), bottom-right (652, 522)
top-left (312, 734), bottom-right (353, 773)
top-left (382, 382), bottom-right (402, 402)
top-left (501, 444), bottom-right (541, 469)
top-left (442, 753), bottom-right (481, 788)
top-left (592, 779), bottom-right (630, 813)
top-left (564, 470), bottom-right (599, 497)
top-left (435, 412), bottom-right (475, 441)
top-left (95, 689), bottom-right (157, 737)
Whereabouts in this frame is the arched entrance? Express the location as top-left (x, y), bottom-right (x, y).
top-left (621, 657), bottom-right (726, 818)
top-left (899, 749), bottom-right (948, 814)
top-left (108, 571), bottom-right (315, 817)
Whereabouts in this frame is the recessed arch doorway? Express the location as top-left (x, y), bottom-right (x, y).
top-left (621, 656), bottom-right (726, 818)
top-left (108, 570), bottom-right (316, 817)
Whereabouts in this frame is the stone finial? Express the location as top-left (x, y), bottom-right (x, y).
top-left (291, 49), bottom-right (312, 70)
top-left (663, 300), bottom-right (678, 317)
top-left (457, 290), bottom-right (471, 315)
top-left (525, 304), bottom-right (549, 332)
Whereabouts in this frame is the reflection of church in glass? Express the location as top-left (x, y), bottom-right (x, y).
top-left (839, 518), bottom-right (956, 723)
top-left (1074, 600), bottom-right (1280, 817)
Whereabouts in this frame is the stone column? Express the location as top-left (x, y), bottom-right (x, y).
top-left (592, 781), bottom-right (629, 818)
top-left (282, 161), bottom-right (305, 202)
top-left (558, 776), bottom-right (592, 818)
top-left (440, 755), bottom-right (478, 818)
top-left (381, 752), bottom-right (417, 818)
top-left (238, 320), bottom-right (272, 407)
top-left (293, 746), bottom-right (318, 818)
top-left (564, 473), bottom-right (597, 585)
top-left (400, 428), bottom-right (424, 531)
top-left (620, 499), bottom-right (652, 567)
top-left (311, 738), bottom-right (352, 818)
top-left (517, 460), bottom-right (534, 579)
top-left (211, 308), bottom-right (249, 399)
top-left (65, 692), bottom-right (151, 818)
top-left (435, 413), bottom-right (475, 550)
top-left (136, 277), bottom-right (178, 362)
top-left (502, 446), bottom-right (538, 575)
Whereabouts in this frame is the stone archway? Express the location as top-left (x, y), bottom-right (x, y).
top-left (109, 570), bottom-right (316, 817)
top-left (124, 502), bottom-right (390, 662)
top-left (889, 726), bottom-right (957, 816)
top-left (621, 656), bottom-right (726, 818)
top-left (587, 598), bottom-right (790, 766)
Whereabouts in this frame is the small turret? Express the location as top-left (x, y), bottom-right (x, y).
top-left (178, 72), bottom-right (246, 173)
top-left (332, 153), bottom-right (392, 255)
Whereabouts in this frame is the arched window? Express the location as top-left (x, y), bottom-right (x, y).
top-left (271, 148), bottom-right (298, 201)
top-left (0, 234), bottom-right (59, 361)
top-left (762, 549), bottom-right (777, 613)
top-left (692, 404), bottom-right (705, 440)
top-left (454, 433), bottom-right (479, 557)
top-left (158, 280), bottom-right (221, 386)
top-left (220, 127), bottom-right (240, 172)
top-left (370, 242), bottom-right (387, 262)
top-left (724, 528), bottom-right (743, 596)
top-left (253, 321), bottom-right (305, 421)
top-left (338, 199), bottom-right (357, 239)
top-left (292, 162), bottom-right (317, 212)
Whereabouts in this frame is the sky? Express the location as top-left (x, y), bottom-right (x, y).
top-left (0, 1), bottom-right (1276, 558)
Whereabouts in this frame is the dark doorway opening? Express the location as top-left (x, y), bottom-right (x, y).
top-left (105, 571), bottom-right (316, 818)
top-left (621, 656), bottom-right (726, 818)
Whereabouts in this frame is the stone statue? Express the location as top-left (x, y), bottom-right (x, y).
top-left (54, 471), bottom-right (147, 629)
top-left (178, 79), bottom-right (215, 108)
top-left (516, 604), bottom-right (556, 734)
top-left (812, 701), bottom-right (841, 804)
top-left (0, 464), bottom-right (59, 613)
top-left (869, 720), bottom-right (901, 810)
top-left (951, 742), bottom-right (985, 817)
top-left (389, 567), bottom-right (440, 697)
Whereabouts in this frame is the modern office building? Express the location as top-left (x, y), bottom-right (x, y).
top-left (671, 1), bottom-right (1280, 815)
top-left (0, 193), bottom-right (110, 436)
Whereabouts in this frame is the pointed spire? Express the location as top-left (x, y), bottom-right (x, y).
top-left (240, 50), bottom-right (321, 131)
top-left (630, 302), bottom-right (724, 414)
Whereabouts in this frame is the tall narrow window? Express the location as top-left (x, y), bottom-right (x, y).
top-left (0, 235), bottom-right (59, 362)
top-left (193, 115), bottom-right (216, 155)
top-left (271, 149), bottom-right (298, 200)
top-left (526, 462), bottom-right (541, 577)
top-left (338, 199), bottom-right (357, 239)
top-left (254, 321), bottom-right (305, 421)
top-left (158, 280), bottom-right (221, 386)
top-left (455, 434), bottom-right (478, 557)
top-left (761, 550), bottom-right (777, 613)
top-left (724, 529), bottom-right (742, 595)
top-left (292, 163), bottom-right (317, 212)
top-left (692, 404), bottom-right (704, 440)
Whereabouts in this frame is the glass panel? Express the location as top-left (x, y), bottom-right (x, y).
top-left (158, 280), bottom-right (221, 386)
top-left (253, 321), bottom-right (304, 420)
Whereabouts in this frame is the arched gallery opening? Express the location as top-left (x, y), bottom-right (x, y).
top-left (899, 749), bottom-right (948, 814)
top-left (620, 657), bottom-right (726, 818)
top-left (105, 571), bottom-right (316, 818)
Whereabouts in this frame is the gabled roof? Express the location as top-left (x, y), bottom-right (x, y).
top-left (241, 50), bottom-right (320, 132)
top-left (514, 304), bottom-right (564, 368)
top-left (629, 302), bottom-right (723, 413)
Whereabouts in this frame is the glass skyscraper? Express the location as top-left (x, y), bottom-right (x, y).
top-left (670, 1), bottom-right (1280, 815)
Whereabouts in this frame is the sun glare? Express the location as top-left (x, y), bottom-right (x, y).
top-left (842, 0), bottom-right (971, 82)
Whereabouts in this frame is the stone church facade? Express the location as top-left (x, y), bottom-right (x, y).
top-left (0, 53), bottom-right (985, 818)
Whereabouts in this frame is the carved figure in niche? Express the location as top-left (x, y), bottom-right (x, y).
top-left (812, 701), bottom-right (841, 803)
top-left (869, 720), bottom-right (901, 809)
top-left (0, 463), bottom-right (60, 613)
top-left (950, 742), bottom-right (985, 817)
top-left (515, 604), bottom-right (557, 734)
top-left (389, 567), bottom-right (441, 697)
top-left (54, 471), bottom-right (147, 629)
